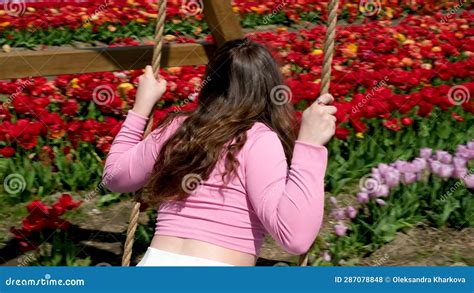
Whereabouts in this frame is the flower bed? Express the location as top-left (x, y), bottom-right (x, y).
top-left (1, 10), bottom-right (473, 267)
top-left (320, 143), bottom-right (474, 265)
top-left (1, 13), bottom-right (473, 199)
top-left (0, 0), bottom-right (473, 48)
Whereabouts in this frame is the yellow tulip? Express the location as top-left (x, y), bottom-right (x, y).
top-left (117, 83), bottom-right (134, 97)
top-left (71, 78), bottom-right (80, 89)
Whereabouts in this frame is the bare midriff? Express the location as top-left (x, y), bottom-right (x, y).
top-left (150, 235), bottom-right (257, 266)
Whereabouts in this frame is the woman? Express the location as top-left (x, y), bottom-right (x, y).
top-left (102, 38), bottom-right (337, 266)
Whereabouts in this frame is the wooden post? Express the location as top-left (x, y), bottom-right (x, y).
top-left (203, 0), bottom-right (244, 46)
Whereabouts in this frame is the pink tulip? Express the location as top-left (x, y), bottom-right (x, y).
top-left (453, 157), bottom-right (467, 169)
top-left (429, 160), bottom-right (442, 175)
top-left (331, 208), bottom-right (346, 220)
top-left (375, 199), bottom-right (386, 206)
top-left (412, 158), bottom-right (427, 172)
top-left (436, 150), bottom-right (452, 164)
top-left (322, 251), bottom-right (331, 262)
top-left (378, 163), bottom-right (390, 173)
top-left (384, 170), bottom-right (400, 188)
top-left (464, 174), bottom-right (474, 189)
top-left (375, 184), bottom-right (390, 197)
top-left (334, 222), bottom-right (348, 237)
top-left (357, 192), bottom-right (369, 204)
top-left (420, 148), bottom-right (432, 159)
top-left (345, 206), bottom-right (357, 219)
top-left (438, 164), bottom-right (454, 178)
top-left (453, 167), bottom-right (468, 179)
top-left (401, 172), bottom-right (417, 184)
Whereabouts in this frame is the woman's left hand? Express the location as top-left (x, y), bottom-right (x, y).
top-left (132, 65), bottom-right (167, 117)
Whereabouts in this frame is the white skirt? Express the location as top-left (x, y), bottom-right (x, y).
top-left (136, 247), bottom-right (234, 267)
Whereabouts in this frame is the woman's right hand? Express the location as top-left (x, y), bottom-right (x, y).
top-left (297, 93), bottom-right (337, 146)
top-left (132, 65), bottom-right (167, 117)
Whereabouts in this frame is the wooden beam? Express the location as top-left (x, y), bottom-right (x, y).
top-left (203, 0), bottom-right (244, 46)
top-left (0, 42), bottom-right (216, 80)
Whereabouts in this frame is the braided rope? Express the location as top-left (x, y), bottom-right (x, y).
top-left (298, 0), bottom-right (338, 267)
top-left (320, 0), bottom-right (339, 96)
top-left (121, 0), bottom-right (167, 267)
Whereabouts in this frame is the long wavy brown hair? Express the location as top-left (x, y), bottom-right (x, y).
top-left (140, 38), bottom-right (297, 207)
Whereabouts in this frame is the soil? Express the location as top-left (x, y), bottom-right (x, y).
top-left (359, 223), bottom-right (473, 266)
top-left (1, 194), bottom-right (472, 267)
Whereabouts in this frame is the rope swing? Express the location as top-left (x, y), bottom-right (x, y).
top-left (121, 0), bottom-right (339, 267)
top-left (121, 0), bottom-right (166, 267)
top-left (298, 0), bottom-right (339, 267)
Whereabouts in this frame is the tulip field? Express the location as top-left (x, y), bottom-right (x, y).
top-left (0, 0), bottom-right (473, 266)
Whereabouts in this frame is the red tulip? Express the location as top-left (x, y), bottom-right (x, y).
top-left (57, 194), bottom-right (82, 210)
top-left (383, 118), bottom-right (401, 132)
top-left (401, 117), bottom-right (414, 126)
top-left (0, 146), bottom-right (15, 157)
top-left (61, 100), bottom-right (79, 116)
top-left (26, 200), bottom-right (49, 215)
top-left (451, 112), bottom-right (464, 122)
top-left (335, 126), bottom-right (350, 140)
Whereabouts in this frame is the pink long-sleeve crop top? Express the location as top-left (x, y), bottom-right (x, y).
top-left (102, 110), bottom-right (328, 256)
